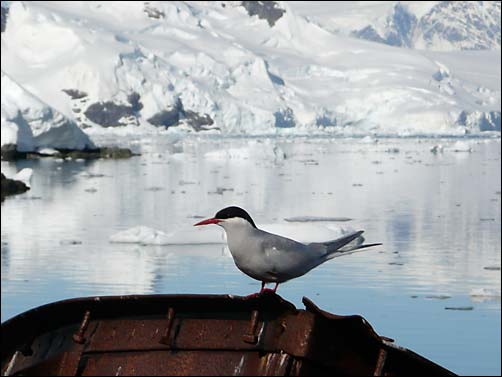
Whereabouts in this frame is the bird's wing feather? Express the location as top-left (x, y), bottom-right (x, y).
top-left (258, 229), bottom-right (306, 250)
top-left (255, 230), bottom-right (326, 280)
top-left (315, 230), bottom-right (365, 255)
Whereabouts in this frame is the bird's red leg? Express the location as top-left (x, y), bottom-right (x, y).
top-left (260, 282), bottom-right (278, 294)
top-left (260, 281), bottom-right (266, 293)
top-left (245, 282), bottom-right (266, 298)
top-left (272, 282), bottom-right (279, 293)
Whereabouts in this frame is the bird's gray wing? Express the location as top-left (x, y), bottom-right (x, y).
top-left (256, 230), bottom-right (327, 281)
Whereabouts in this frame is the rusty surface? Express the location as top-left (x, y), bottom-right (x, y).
top-left (242, 309), bottom-right (260, 344)
top-left (73, 310), bottom-right (91, 344)
top-left (1, 292), bottom-right (456, 376)
top-left (373, 348), bottom-right (388, 376)
top-left (158, 307), bottom-right (175, 345)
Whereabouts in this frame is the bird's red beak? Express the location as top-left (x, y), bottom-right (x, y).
top-left (194, 218), bottom-right (222, 226)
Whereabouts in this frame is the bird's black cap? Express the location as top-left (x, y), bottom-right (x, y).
top-left (214, 206), bottom-right (257, 228)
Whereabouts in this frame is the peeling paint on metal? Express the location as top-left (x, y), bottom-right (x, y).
top-left (256, 322), bottom-right (265, 343)
top-left (3, 350), bottom-right (19, 376)
top-left (233, 355), bottom-right (245, 376)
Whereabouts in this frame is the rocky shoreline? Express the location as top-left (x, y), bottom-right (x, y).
top-left (1, 145), bottom-right (138, 201)
top-left (1, 144), bottom-right (138, 161)
top-left (1, 173), bottom-right (29, 202)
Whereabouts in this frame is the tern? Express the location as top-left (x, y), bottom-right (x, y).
top-left (194, 206), bottom-right (381, 294)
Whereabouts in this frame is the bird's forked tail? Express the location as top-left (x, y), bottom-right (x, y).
top-left (321, 230), bottom-right (382, 260)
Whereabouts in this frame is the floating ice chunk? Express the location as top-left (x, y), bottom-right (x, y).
top-left (483, 266), bottom-right (501, 270)
top-left (205, 147), bottom-right (252, 161)
top-left (424, 294), bottom-right (451, 300)
top-left (430, 144), bottom-right (444, 154)
top-left (169, 153), bottom-right (186, 161)
top-left (80, 172), bottom-right (107, 178)
top-left (385, 148), bottom-right (400, 153)
top-left (470, 288), bottom-right (501, 302)
top-left (284, 216), bottom-right (352, 222)
top-left (37, 148), bottom-right (59, 156)
top-left (145, 186), bottom-right (165, 192)
top-left (205, 144), bottom-right (286, 163)
top-left (447, 141), bottom-right (473, 152)
top-left (14, 168), bottom-right (33, 188)
top-left (360, 136), bottom-right (378, 144)
top-left (110, 223), bottom-right (363, 246)
top-left (60, 239), bottom-right (82, 245)
top-left (260, 223), bottom-right (355, 243)
top-left (110, 226), bottom-right (172, 245)
top-left (109, 225), bottom-right (225, 245)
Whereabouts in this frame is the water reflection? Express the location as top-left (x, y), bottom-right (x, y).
top-left (1, 137), bottom-right (501, 375)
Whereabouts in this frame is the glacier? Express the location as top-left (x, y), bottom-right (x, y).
top-left (1, 71), bottom-right (95, 152)
top-left (0, 1), bottom-right (500, 151)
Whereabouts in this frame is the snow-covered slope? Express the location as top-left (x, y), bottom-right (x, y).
top-left (1, 71), bottom-right (94, 151)
top-left (1, 1), bottom-right (500, 140)
top-left (290, 1), bottom-right (501, 51)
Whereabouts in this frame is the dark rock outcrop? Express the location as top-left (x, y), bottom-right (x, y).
top-left (353, 4), bottom-right (416, 47)
top-left (84, 101), bottom-right (135, 127)
top-left (352, 2), bottom-right (500, 50)
top-left (144, 5), bottom-right (165, 19)
top-left (274, 108), bottom-right (295, 128)
top-left (184, 110), bottom-right (214, 131)
top-left (62, 89), bottom-right (88, 100)
top-left (418, 1), bottom-right (501, 50)
top-left (1, 173), bottom-right (29, 202)
top-left (1, 5), bottom-right (8, 33)
top-left (84, 93), bottom-right (143, 127)
top-left (148, 109), bottom-right (180, 127)
top-left (127, 92), bottom-right (143, 112)
top-left (264, 61), bottom-right (285, 86)
top-left (147, 98), bottom-right (214, 131)
top-left (352, 25), bottom-right (386, 44)
top-left (147, 98), bottom-right (184, 128)
top-left (385, 3), bottom-right (417, 47)
top-left (316, 114), bottom-right (337, 127)
top-left (242, 1), bottom-right (285, 27)
top-left (1, 144), bottom-right (27, 161)
top-left (47, 147), bottom-right (137, 160)
top-left (1, 145), bottom-right (137, 161)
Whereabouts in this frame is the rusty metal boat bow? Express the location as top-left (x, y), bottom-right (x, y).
top-left (1, 293), bottom-right (455, 376)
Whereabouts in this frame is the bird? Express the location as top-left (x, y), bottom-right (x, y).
top-left (194, 206), bottom-right (381, 294)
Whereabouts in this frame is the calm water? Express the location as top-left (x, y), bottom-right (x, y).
top-left (1, 136), bottom-right (501, 375)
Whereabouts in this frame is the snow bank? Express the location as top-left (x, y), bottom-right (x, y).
top-left (1, 72), bottom-right (95, 152)
top-left (14, 168), bottom-right (33, 188)
top-left (1, 167), bottom-right (33, 187)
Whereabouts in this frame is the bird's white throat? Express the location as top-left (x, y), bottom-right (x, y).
top-left (218, 217), bottom-right (257, 259)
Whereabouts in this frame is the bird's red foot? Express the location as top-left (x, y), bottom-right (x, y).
top-left (245, 282), bottom-right (280, 298)
top-left (260, 288), bottom-right (276, 294)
